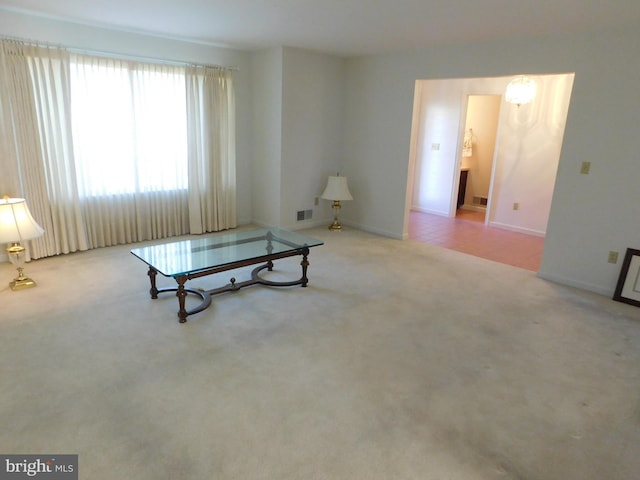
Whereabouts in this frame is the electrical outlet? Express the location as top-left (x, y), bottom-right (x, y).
top-left (513, 202), bottom-right (520, 211)
top-left (580, 161), bottom-right (591, 174)
top-left (608, 251), bottom-right (619, 264)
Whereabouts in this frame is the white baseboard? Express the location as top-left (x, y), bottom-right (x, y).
top-left (283, 219), bottom-right (332, 231)
top-left (411, 206), bottom-right (449, 217)
top-left (341, 219), bottom-right (404, 240)
top-left (536, 271), bottom-right (613, 297)
top-left (250, 218), bottom-right (331, 231)
top-left (488, 221), bottom-right (546, 237)
top-left (460, 204), bottom-right (487, 213)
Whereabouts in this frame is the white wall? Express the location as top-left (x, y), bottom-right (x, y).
top-left (344, 26), bottom-right (640, 295)
top-left (281, 47), bottom-right (345, 230)
top-left (0, 8), bottom-right (254, 225)
top-left (342, 58), bottom-right (417, 238)
top-left (250, 48), bottom-right (283, 227)
top-left (250, 46), bottom-right (345, 230)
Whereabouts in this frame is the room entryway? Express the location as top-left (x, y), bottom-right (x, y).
top-left (409, 210), bottom-right (543, 271)
top-left (406, 73), bottom-right (575, 272)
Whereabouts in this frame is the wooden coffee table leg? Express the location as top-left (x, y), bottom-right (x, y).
top-left (148, 267), bottom-right (159, 299)
top-left (176, 276), bottom-right (188, 323)
top-left (301, 248), bottom-right (309, 287)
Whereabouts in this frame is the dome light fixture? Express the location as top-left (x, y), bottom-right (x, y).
top-left (505, 76), bottom-right (537, 107)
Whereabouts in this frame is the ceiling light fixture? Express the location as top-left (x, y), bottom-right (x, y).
top-left (505, 76), bottom-right (537, 107)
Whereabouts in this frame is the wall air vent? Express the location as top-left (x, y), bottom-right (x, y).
top-left (296, 209), bottom-right (313, 221)
top-left (472, 196), bottom-right (488, 206)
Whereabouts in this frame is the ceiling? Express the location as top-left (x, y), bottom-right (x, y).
top-left (1, 0), bottom-right (640, 56)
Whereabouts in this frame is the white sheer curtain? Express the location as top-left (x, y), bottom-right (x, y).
top-left (0, 43), bottom-right (24, 196)
top-left (70, 55), bottom-right (190, 247)
top-left (0, 40), bottom-right (88, 259)
top-left (186, 66), bottom-right (237, 234)
top-left (0, 39), bottom-right (237, 259)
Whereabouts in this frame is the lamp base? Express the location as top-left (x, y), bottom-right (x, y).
top-left (10, 275), bottom-right (37, 291)
top-left (9, 264), bottom-right (38, 291)
top-left (328, 200), bottom-right (344, 231)
top-left (328, 219), bottom-right (343, 231)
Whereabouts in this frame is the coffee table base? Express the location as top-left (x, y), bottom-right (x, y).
top-left (147, 248), bottom-right (310, 323)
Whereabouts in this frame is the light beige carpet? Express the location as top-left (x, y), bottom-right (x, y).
top-left (1, 227), bottom-right (639, 480)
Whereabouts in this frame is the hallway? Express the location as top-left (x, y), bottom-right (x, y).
top-left (409, 210), bottom-right (544, 271)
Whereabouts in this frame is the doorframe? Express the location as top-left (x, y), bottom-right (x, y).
top-left (449, 92), bottom-right (505, 225)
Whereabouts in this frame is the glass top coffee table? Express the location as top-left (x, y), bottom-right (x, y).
top-left (131, 228), bottom-right (324, 323)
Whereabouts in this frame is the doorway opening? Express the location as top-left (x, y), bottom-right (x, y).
top-left (457, 94), bottom-right (501, 223)
top-left (409, 210), bottom-right (544, 271)
top-left (406, 73), bottom-right (575, 270)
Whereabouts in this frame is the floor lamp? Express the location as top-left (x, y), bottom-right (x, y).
top-left (321, 175), bottom-right (353, 231)
top-left (0, 197), bottom-right (45, 290)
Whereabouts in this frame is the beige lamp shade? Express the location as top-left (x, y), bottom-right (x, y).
top-left (0, 198), bottom-right (45, 243)
top-left (321, 175), bottom-right (353, 201)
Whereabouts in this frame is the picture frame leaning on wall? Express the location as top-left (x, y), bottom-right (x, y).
top-left (613, 248), bottom-right (640, 307)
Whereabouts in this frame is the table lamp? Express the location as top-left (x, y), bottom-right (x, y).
top-left (320, 174), bottom-right (353, 231)
top-left (0, 196), bottom-right (45, 290)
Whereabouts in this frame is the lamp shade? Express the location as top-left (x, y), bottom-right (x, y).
top-left (321, 176), bottom-right (353, 201)
top-left (0, 198), bottom-right (45, 243)
top-left (505, 76), bottom-right (536, 106)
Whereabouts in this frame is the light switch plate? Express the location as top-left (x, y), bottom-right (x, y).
top-left (580, 161), bottom-right (591, 174)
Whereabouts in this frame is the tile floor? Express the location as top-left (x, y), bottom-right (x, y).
top-left (408, 209), bottom-right (544, 271)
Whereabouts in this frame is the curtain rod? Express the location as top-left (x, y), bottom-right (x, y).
top-left (1, 34), bottom-right (63, 50)
top-left (0, 34), bottom-right (239, 72)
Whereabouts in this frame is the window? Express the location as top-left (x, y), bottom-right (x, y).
top-left (70, 56), bottom-right (188, 197)
top-left (1, 39), bottom-right (236, 258)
